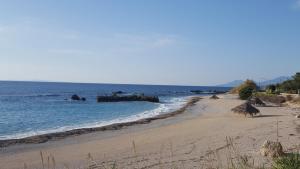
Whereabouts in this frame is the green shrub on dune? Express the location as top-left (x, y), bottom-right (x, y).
top-left (239, 86), bottom-right (255, 100)
top-left (273, 153), bottom-right (300, 169)
top-left (230, 79), bottom-right (257, 100)
top-left (230, 79), bottom-right (257, 94)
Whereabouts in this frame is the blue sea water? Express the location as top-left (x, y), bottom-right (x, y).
top-left (0, 81), bottom-right (229, 140)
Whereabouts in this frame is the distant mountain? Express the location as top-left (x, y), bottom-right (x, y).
top-left (218, 76), bottom-right (291, 87)
top-left (217, 80), bottom-right (244, 87)
top-left (258, 76), bottom-right (291, 87)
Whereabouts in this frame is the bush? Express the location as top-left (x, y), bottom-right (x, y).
top-left (239, 86), bottom-right (254, 100)
top-left (230, 79), bottom-right (257, 94)
top-left (266, 85), bottom-right (276, 94)
top-left (273, 153), bottom-right (300, 169)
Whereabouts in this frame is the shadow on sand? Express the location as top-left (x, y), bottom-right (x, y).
top-left (252, 114), bottom-right (283, 118)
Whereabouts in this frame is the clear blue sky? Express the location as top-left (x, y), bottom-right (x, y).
top-left (0, 0), bottom-right (300, 86)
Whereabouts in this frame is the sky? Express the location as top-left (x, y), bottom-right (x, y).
top-left (0, 0), bottom-right (300, 86)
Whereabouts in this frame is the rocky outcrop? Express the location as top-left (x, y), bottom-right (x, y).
top-left (71, 94), bottom-right (86, 101)
top-left (97, 94), bottom-right (159, 103)
top-left (71, 94), bottom-right (80, 100)
top-left (260, 140), bottom-right (284, 158)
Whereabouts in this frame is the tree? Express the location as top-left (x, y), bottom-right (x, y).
top-left (278, 72), bottom-right (300, 93)
top-left (266, 84), bottom-right (276, 94)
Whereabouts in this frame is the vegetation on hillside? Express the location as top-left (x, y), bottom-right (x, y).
top-left (268, 73), bottom-right (300, 94)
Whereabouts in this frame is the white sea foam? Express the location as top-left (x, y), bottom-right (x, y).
top-left (0, 96), bottom-right (190, 140)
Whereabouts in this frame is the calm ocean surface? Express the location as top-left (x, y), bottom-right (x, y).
top-left (0, 81), bottom-right (229, 140)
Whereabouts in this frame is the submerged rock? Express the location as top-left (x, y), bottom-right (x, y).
top-left (260, 140), bottom-right (284, 158)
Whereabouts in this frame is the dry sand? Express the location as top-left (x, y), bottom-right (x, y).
top-left (1, 94), bottom-right (300, 169)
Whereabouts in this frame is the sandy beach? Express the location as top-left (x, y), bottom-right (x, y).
top-left (1, 94), bottom-right (300, 169)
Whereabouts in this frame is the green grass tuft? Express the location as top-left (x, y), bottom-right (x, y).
top-left (273, 153), bottom-right (300, 169)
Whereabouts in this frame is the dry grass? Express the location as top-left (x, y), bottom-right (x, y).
top-left (254, 93), bottom-right (286, 105)
top-left (22, 137), bottom-right (271, 169)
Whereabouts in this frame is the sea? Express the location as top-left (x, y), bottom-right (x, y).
top-left (0, 81), bottom-right (229, 140)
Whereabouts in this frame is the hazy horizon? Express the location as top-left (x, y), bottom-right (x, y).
top-left (1, 0), bottom-right (300, 86)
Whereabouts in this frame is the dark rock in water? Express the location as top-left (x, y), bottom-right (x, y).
top-left (97, 94), bottom-right (159, 103)
top-left (71, 94), bottom-right (81, 100)
top-left (71, 94), bottom-right (86, 101)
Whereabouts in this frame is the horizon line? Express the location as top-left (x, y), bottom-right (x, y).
top-left (0, 79), bottom-right (228, 88)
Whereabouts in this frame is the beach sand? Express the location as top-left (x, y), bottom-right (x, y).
top-left (1, 94), bottom-right (300, 169)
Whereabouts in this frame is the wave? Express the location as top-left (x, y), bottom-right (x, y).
top-left (0, 96), bottom-right (190, 140)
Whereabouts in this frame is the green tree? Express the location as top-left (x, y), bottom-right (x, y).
top-left (266, 84), bottom-right (276, 94)
top-left (278, 72), bottom-right (300, 93)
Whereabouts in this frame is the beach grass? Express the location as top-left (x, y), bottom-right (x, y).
top-left (23, 137), bottom-right (276, 169)
top-left (273, 153), bottom-right (300, 169)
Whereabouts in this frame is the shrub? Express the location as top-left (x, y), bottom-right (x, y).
top-left (273, 153), bottom-right (300, 169)
top-left (239, 86), bottom-right (254, 100)
top-left (230, 79), bottom-right (257, 94)
top-left (266, 85), bottom-right (276, 94)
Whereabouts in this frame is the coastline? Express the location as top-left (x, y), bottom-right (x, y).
top-left (0, 96), bottom-right (202, 148)
top-left (1, 94), bottom-right (299, 169)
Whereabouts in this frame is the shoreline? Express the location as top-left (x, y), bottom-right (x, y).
top-left (0, 96), bottom-right (202, 148)
top-left (1, 94), bottom-right (299, 169)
